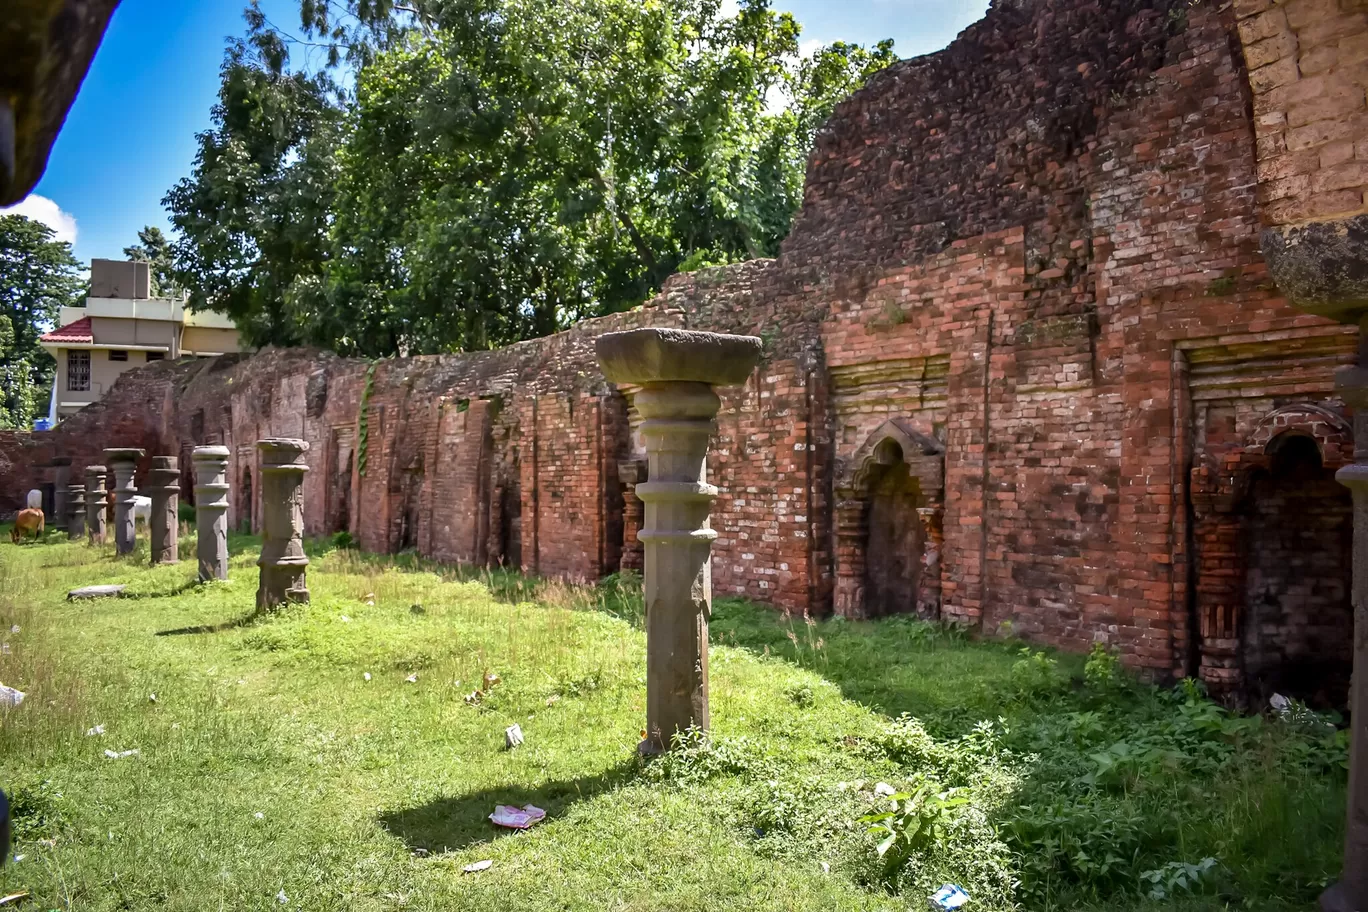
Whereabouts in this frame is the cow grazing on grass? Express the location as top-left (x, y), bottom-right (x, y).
top-left (10, 508), bottom-right (44, 544)
top-left (101, 491), bottom-right (151, 525)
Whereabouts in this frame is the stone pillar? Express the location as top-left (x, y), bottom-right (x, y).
top-left (618, 459), bottom-right (647, 573)
top-left (85, 465), bottom-right (107, 545)
top-left (1331, 328), bottom-right (1368, 912)
top-left (193, 446), bottom-right (231, 582)
top-left (147, 456), bottom-right (179, 566)
top-left (103, 448), bottom-right (144, 556)
top-left (66, 484), bottom-right (85, 541)
top-left (1262, 223), bottom-right (1368, 910)
top-left (596, 328), bottom-right (761, 755)
top-left (256, 438), bottom-right (310, 611)
top-left (50, 458), bottom-right (70, 527)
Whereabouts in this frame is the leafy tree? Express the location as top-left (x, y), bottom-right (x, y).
top-left (123, 225), bottom-right (179, 297)
top-left (166, 0), bottom-right (895, 357)
top-left (163, 24), bottom-right (343, 349)
top-left (0, 214), bottom-right (81, 428)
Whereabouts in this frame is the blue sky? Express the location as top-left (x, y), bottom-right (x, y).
top-left (3, 0), bottom-right (988, 266)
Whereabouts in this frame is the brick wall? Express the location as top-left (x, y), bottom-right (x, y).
top-left (4, 0), bottom-right (1363, 704)
top-left (1234, 0), bottom-right (1368, 225)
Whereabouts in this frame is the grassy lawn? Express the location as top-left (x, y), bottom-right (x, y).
top-left (0, 529), bottom-right (1348, 911)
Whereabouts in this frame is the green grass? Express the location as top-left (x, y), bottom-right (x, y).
top-left (0, 529), bottom-right (1348, 911)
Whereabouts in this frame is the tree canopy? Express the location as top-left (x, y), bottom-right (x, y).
top-left (0, 214), bottom-right (82, 428)
top-left (165, 0), bottom-right (894, 357)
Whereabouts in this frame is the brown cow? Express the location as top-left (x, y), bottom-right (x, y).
top-left (10, 508), bottom-right (44, 544)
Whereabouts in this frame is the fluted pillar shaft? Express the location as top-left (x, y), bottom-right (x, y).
top-left (85, 466), bottom-right (107, 545)
top-left (596, 328), bottom-right (761, 756)
top-left (104, 448), bottom-right (144, 556)
top-left (257, 439), bottom-right (310, 611)
top-left (193, 446), bottom-right (231, 582)
top-left (148, 456), bottom-right (179, 565)
top-left (67, 484), bottom-right (85, 540)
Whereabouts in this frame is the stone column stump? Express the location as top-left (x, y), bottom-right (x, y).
top-left (596, 328), bottom-right (761, 755)
top-left (193, 446), bottom-right (231, 582)
top-left (51, 458), bottom-right (70, 527)
top-left (66, 484), bottom-right (85, 541)
top-left (85, 465), bottom-right (107, 545)
top-left (103, 448), bottom-right (144, 556)
top-left (256, 439), bottom-right (310, 611)
top-left (148, 456), bottom-right (180, 566)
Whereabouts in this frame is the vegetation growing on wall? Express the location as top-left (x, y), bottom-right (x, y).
top-left (356, 360), bottom-right (377, 477)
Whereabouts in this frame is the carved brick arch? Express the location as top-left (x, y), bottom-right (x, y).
top-left (833, 419), bottom-right (946, 620)
top-left (839, 418), bottom-right (946, 500)
top-left (1244, 403), bottom-right (1353, 470)
top-left (1191, 401), bottom-right (1355, 706)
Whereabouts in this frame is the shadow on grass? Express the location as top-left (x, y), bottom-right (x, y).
top-left (379, 759), bottom-right (640, 854)
top-left (155, 610), bottom-right (260, 637)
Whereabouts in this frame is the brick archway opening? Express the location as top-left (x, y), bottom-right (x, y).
top-left (1241, 432), bottom-right (1353, 710)
top-left (864, 441), bottom-right (926, 618)
top-left (834, 420), bottom-right (944, 619)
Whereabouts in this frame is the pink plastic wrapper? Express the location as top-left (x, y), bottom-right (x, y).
top-left (489, 804), bottom-right (547, 829)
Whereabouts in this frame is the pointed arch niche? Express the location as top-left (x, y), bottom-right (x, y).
top-left (833, 419), bottom-right (945, 619)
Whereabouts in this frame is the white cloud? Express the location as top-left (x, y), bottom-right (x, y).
top-left (1, 195), bottom-right (78, 246)
top-left (799, 38), bottom-right (824, 58)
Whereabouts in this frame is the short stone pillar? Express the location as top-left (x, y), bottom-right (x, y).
top-left (66, 484), bottom-right (86, 541)
top-left (193, 446), bottom-right (231, 581)
top-left (596, 328), bottom-right (761, 755)
top-left (103, 448), bottom-right (144, 556)
top-left (256, 439), bottom-right (310, 611)
top-left (50, 458), bottom-right (71, 527)
top-left (147, 456), bottom-right (180, 566)
top-left (85, 465), bottom-right (107, 545)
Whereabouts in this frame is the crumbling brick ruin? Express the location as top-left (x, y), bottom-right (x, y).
top-left (5, 0), bottom-right (1368, 708)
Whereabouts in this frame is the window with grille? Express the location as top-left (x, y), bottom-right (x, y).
top-left (67, 350), bottom-right (90, 392)
top-left (146, 351), bottom-right (164, 362)
top-left (109, 350), bottom-right (128, 361)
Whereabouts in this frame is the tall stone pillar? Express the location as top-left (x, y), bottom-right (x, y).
top-left (50, 458), bottom-right (70, 527)
top-left (193, 446), bottom-right (231, 581)
top-left (85, 465), bottom-right (107, 545)
top-left (103, 448), bottom-right (144, 556)
top-left (596, 328), bottom-right (761, 755)
top-left (1332, 326), bottom-right (1368, 912)
top-left (66, 483), bottom-right (85, 541)
top-left (147, 456), bottom-right (179, 566)
top-left (256, 439), bottom-right (310, 611)
top-left (1262, 223), bottom-right (1368, 911)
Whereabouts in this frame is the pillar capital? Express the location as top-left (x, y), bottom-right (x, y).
top-left (595, 328), bottom-right (761, 756)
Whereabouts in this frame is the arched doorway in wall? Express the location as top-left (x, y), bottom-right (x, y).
top-left (1241, 432), bottom-right (1353, 710)
top-left (833, 419), bottom-right (945, 619)
top-left (864, 441), bottom-right (926, 617)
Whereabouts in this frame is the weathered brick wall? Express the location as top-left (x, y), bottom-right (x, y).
top-left (1234, 0), bottom-right (1368, 225)
top-left (5, 0), bottom-right (1363, 703)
